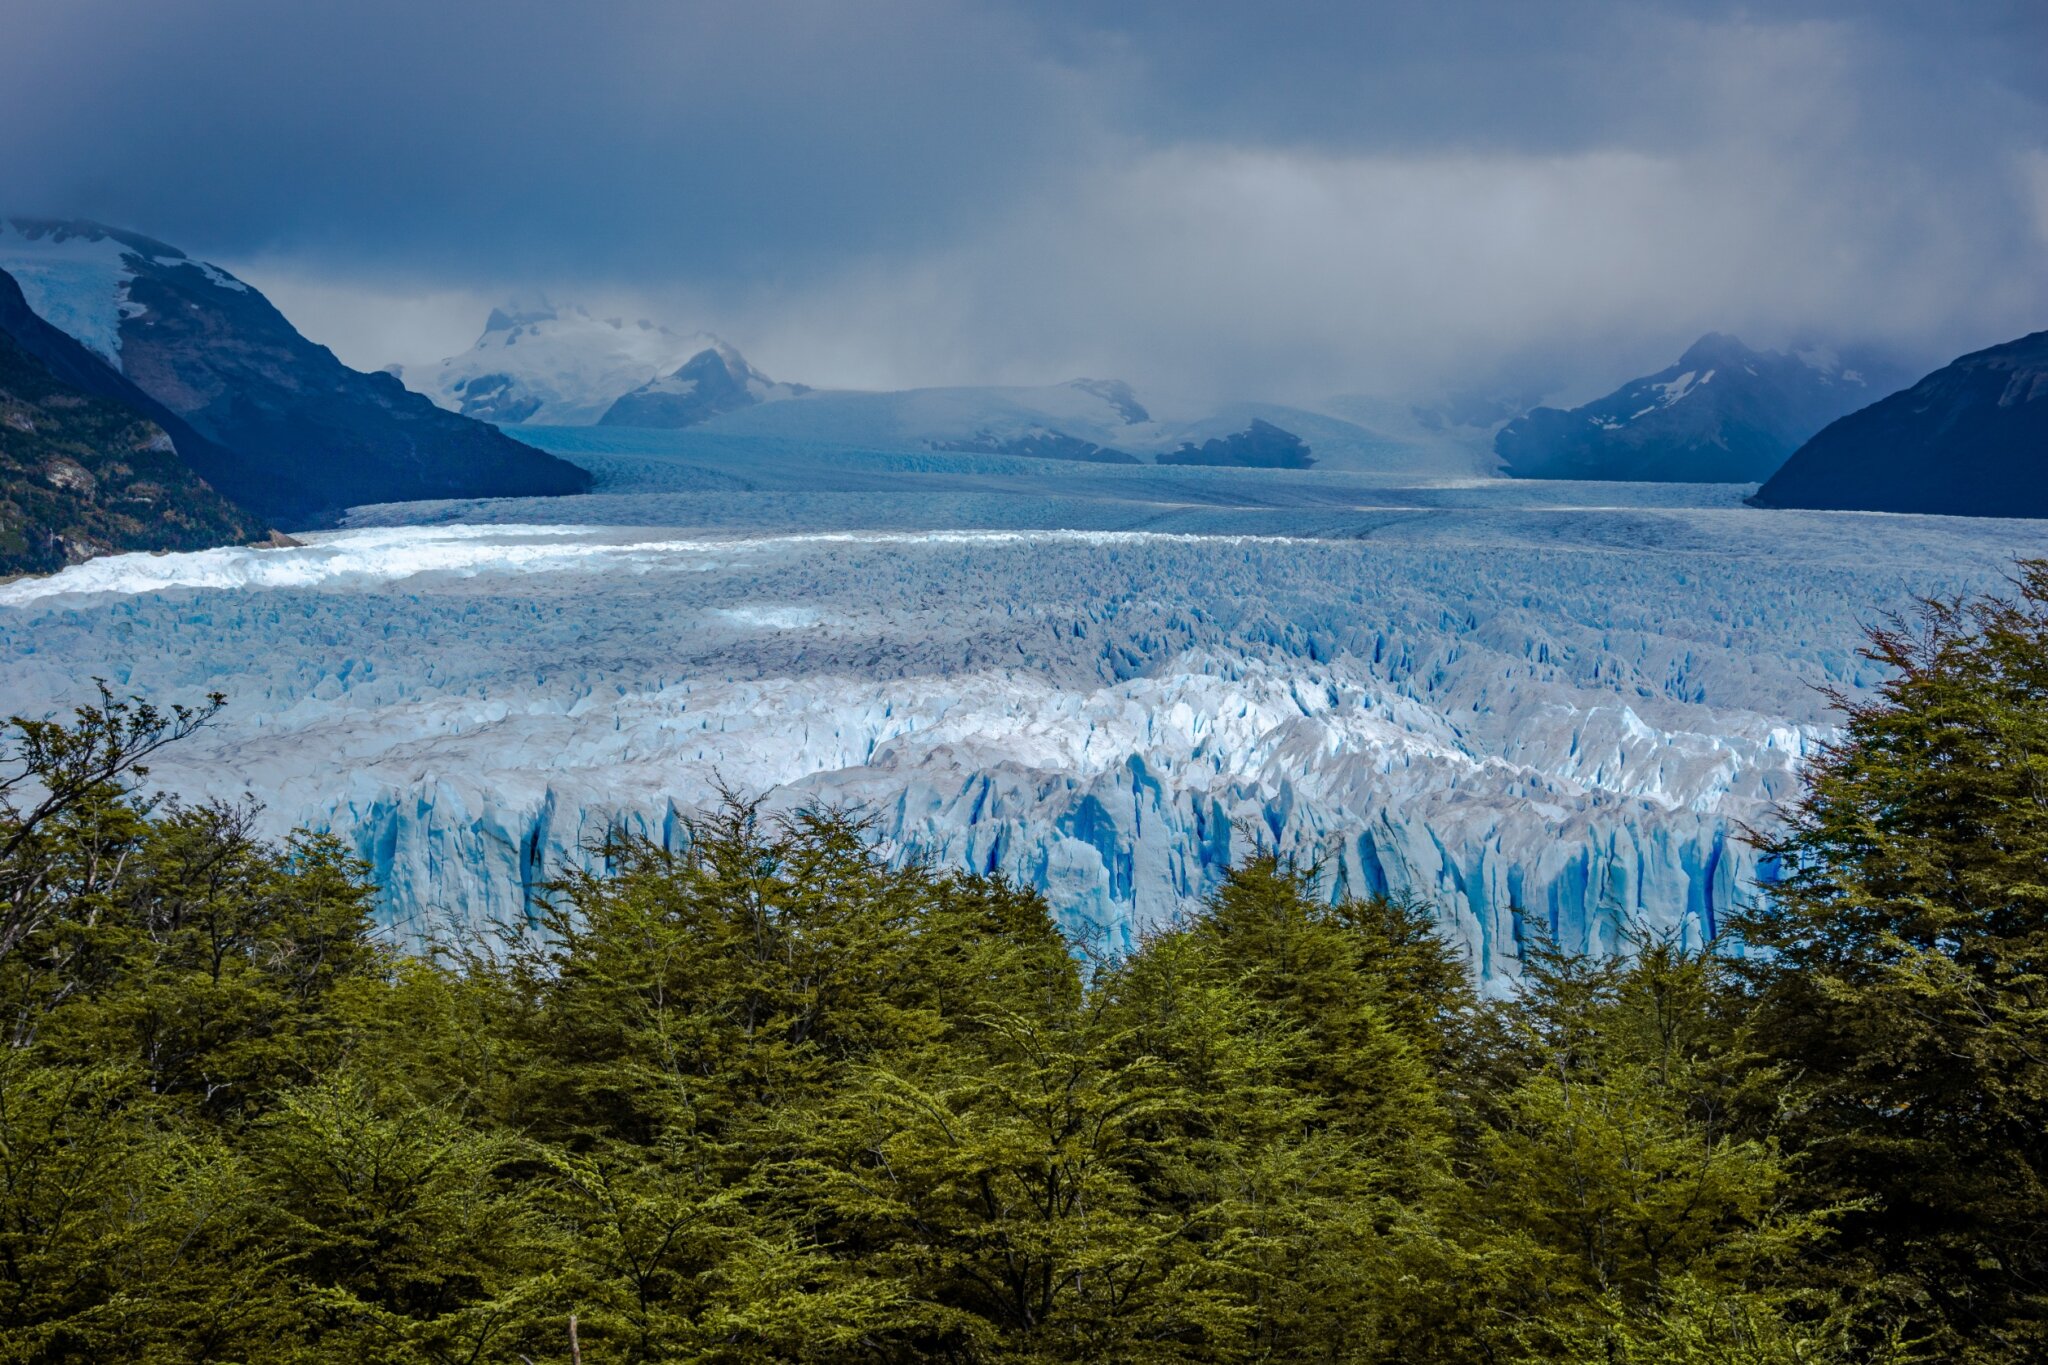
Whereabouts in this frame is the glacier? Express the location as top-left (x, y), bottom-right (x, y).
top-left (4, 440), bottom-right (2045, 981)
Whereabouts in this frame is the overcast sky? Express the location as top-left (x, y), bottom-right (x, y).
top-left (4, 0), bottom-right (2045, 408)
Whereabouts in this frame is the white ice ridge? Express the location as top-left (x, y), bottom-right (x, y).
top-left (0, 525), bottom-right (1297, 605)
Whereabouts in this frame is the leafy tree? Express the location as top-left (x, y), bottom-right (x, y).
top-left (1738, 563), bottom-right (2048, 1359)
top-left (1469, 939), bottom-right (1838, 1362)
top-left (1104, 859), bottom-right (1469, 1362)
top-left (250, 1068), bottom-right (551, 1364)
top-left (0, 683), bottom-right (223, 960)
top-left (2, 682), bottom-right (1954, 1362)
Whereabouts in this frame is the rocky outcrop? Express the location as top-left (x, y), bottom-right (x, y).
top-left (0, 268), bottom-right (262, 574)
top-left (1156, 418), bottom-right (1314, 468)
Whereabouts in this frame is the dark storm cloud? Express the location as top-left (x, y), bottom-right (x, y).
top-left (0, 0), bottom-right (1087, 280)
top-left (1037, 1), bottom-right (2048, 154)
top-left (2, 0), bottom-right (2044, 400)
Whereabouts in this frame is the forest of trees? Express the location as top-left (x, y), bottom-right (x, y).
top-left (3, 567), bottom-right (2048, 1363)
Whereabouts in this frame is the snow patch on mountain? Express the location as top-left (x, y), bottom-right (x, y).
top-left (0, 218), bottom-right (253, 368)
top-left (0, 221), bottom-right (148, 365)
top-left (1647, 370), bottom-right (1709, 409)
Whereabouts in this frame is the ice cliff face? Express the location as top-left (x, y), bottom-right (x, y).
top-left (8, 493), bottom-right (2039, 980)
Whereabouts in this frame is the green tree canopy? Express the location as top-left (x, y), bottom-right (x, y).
top-left (1738, 563), bottom-right (2048, 1359)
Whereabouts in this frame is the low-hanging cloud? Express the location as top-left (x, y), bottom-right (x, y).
top-left (2, 0), bottom-right (2043, 405)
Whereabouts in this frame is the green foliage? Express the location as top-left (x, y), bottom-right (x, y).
top-left (1737, 563), bottom-right (2048, 1360)
top-left (14, 556), bottom-right (2048, 1365)
top-left (1463, 940), bottom-right (1838, 1362)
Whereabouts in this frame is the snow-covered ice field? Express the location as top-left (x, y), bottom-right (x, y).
top-left (5, 430), bottom-right (2045, 979)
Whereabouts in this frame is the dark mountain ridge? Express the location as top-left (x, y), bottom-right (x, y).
top-left (1497, 333), bottom-right (1902, 483)
top-left (1157, 418), bottom-right (1315, 468)
top-left (1, 219), bottom-right (592, 525)
top-left (1752, 329), bottom-right (2048, 518)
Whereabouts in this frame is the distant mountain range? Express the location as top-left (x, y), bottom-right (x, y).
top-left (0, 219), bottom-right (589, 528)
top-left (1753, 329), bottom-right (2048, 519)
top-left (403, 301), bottom-right (807, 428)
top-left (407, 312), bottom-right (1339, 468)
top-left (694, 377), bottom-right (1322, 468)
top-left (17, 213), bottom-right (2032, 542)
top-left (1496, 333), bottom-right (1906, 483)
top-left (701, 376), bottom-right (1152, 454)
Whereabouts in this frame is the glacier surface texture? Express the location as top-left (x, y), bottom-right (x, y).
top-left (4, 437), bottom-right (2044, 981)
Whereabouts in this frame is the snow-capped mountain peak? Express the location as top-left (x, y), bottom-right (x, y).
top-left (408, 300), bottom-right (738, 426)
top-left (1497, 332), bottom-right (1911, 484)
top-left (598, 342), bottom-right (810, 428)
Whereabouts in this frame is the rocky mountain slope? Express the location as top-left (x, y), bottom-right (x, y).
top-left (1753, 329), bottom-right (2048, 518)
top-left (1496, 333), bottom-right (1901, 482)
top-left (0, 270), bottom-right (261, 574)
top-left (0, 220), bottom-right (591, 524)
top-left (0, 259), bottom-right (292, 513)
